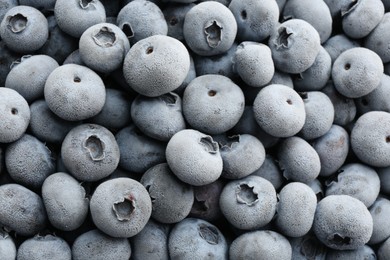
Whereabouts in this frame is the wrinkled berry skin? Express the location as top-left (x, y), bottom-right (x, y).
top-left (17, 235), bottom-right (72, 260)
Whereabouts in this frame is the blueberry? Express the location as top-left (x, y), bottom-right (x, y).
top-left (183, 1), bottom-right (237, 56)
top-left (356, 74), bottom-right (390, 114)
top-left (72, 229), bottom-right (132, 260)
top-left (17, 234), bottom-right (72, 260)
top-left (324, 0), bottom-right (353, 19)
top-left (289, 232), bottom-right (328, 260)
top-left (18, 0), bottom-right (56, 12)
top-left (168, 218), bottom-right (228, 259)
top-left (173, 53), bottom-right (197, 95)
top-left (313, 195), bottom-right (373, 250)
top-left (269, 70), bottom-right (294, 89)
top-left (0, 231), bottom-right (16, 260)
top-left (0, 0), bottom-right (18, 25)
top-left (365, 13), bottom-right (390, 63)
top-left (61, 124), bottom-right (120, 182)
top-left (229, 230), bottom-right (292, 260)
top-left (378, 237), bottom-right (390, 260)
top-left (253, 84), bottom-right (306, 138)
top-left (323, 33), bottom-right (360, 64)
top-left (351, 111), bottom-right (390, 167)
top-left (140, 163), bottom-right (194, 224)
top-left (368, 197), bottom-right (390, 245)
top-left (0, 5), bottom-right (48, 53)
top-left (219, 175), bottom-right (277, 230)
top-left (162, 2), bottom-right (195, 41)
top-left (63, 49), bottom-right (85, 66)
top-left (90, 177), bottom-right (152, 238)
top-left (250, 154), bottom-right (285, 190)
top-left (44, 64), bottom-right (106, 121)
top-left (0, 87), bottom-right (30, 143)
top-left (123, 35), bottom-right (190, 97)
top-left (326, 245), bottom-right (376, 259)
top-left (378, 166), bottom-right (390, 196)
top-left (0, 183), bottom-right (47, 236)
top-left (5, 54), bottom-right (59, 103)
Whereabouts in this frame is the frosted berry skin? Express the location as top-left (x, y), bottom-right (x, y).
top-left (250, 154), bottom-right (285, 190)
top-left (326, 245), bottom-right (376, 260)
top-left (351, 111), bottom-right (390, 167)
top-left (90, 177), bottom-right (152, 238)
top-left (378, 237), bottom-right (390, 259)
top-left (219, 175), bottom-right (277, 230)
top-left (17, 235), bottom-right (72, 260)
top-left (123, 35), bottom-right (190, 97)
top-left (0, 231), bottom-right (16, 260)
top-left (268, 19), bottom-right (321, 74)
top-left (289, 232), bottom-right (328, 260)
top-left (368, 197), bottom-right (390, 245)
top-left (356, 74), bottom-right (390, 114)
top-left (0, 0), bottom-right (17, 23)
top-left (61, 124), bottom-right (120, 182)
top-left (323, 33), bottom-right (360, 64)
top-left (0, 5), bottom-right (48, 53)
top-left (44, 64), bottom-right (106, 121)
top-left (313, 195), bottom-right (373, 250)
top-left (183, 1), bottom-right (237, 56)
top-left (166, 129), bottom-right (223, 186)
top-left (365, 13), bottom-right (390, 63)
top-left (163, 3), bottom-right (195, 41)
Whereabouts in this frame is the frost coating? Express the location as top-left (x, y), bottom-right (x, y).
top-left (7, 13), bottom-right (27, 33)
top-left (205, 20), bottom-right (222, 48)
top-left (236, 184), bottom-right (259, 206)
top-left (113, 196), bottom-right (135, 221)
top-left (277, 27), bottom-right (293, 49)
top-left (219, 135), bottom-right (240, 150)
top-left (199, 224), bottom-right (219, 245)
top-left (84, 135), bottom-right (105, 161)
top-left (93, 27), bottom-right (116, 47)
top-left (199, 136), bottom-right (219, 154)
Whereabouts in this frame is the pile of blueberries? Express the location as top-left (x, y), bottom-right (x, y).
top-left (1, 0), bottom-right (390, 259)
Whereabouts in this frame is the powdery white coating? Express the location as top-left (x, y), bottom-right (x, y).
top-left (228, 0), bottom-right (279, 42)
top-left (61, 124), bottom-right (120, 182)
top-left (323, 33), bottom-right (361, 64)
top-left (166, 129), bottom-right (223, 186)
top-left (131, 92), bottom-right (186, 142)
top-left (0, 183), bottom-right (47, 236)
top-left (0, 87), bottom-right (30, 143)
top-left (250, 154), bottom-right (285, 190)
top-left (17, 235), bottom-right (71, 260)
top-left (229, 230), bottom-right (292, 260)
top-left (123, 35), bottom-right (190, 97)
top-left (365, 13), bottom-right (390, 63)
top-left (44, 64), bottom-right (106, 121)
top-left (268, 19), bottom-right (321, 74)
top-left (54, 0), bottom-right (106, 38)
top-left (312, 124), bottom-right (349, 177)
top-left (299, 91), bottom-right (335, 140)
top-left (174, 54), bottom-right (197, 95)
top-left (63, 49), bottom-right (85, 66)
top-left (253, 84), bottom-right (306, 138)
top-left (0, 231), bottom-right (16, 260)
top-left (332, 47), bottom-right (383, 98)
top-left (289, 232), bottom-right (328, 260)
top-left (278, 136), bottom-right (321, 184)
top-left (168, 218), bottom-right (228, 259)
top-left (233, 42), bottom-right (275, 88)
top-left (378, 237), bottom-right (390, 260)
top-left (313, 195), bottom-right (373, 250)
top-left (140, 163), bottom-right (194, 224)
top-left (5, 134), bottom-right (55, 190)
top-left (324, 0), bottom-right (354, 19)
top-left (90, 178), bottom-right (152, 238)
top-left (72, 229), bottom-right (131, 260)
top-left (342, 0), bottom-right (384, 39)
top-left (369, 197), bottom-right (390, 245)
top-left (79, 23), bottom-right (130, 73)
top-left (163, 3), bottom-right (195, 41)
top-left (378, 167), bottom-right (390, 195)
top-left (269, 70), bottom-right (294, 88)
top-left (0, 5), bottom-right (48, 53)
top-left (275, 182), bottom-right (317, 238)
top-left (351, 111), bottom-right (390, 167)
top-left (183, 74), bottom-right (245, 135)
top-left (219, 175), bottom-right (277, 230)
top-left (115, 125), bottom-right (166, 174)
top-left (326, 163), bottom-right (380, 208)
top-left (356, 74), bottom-right (390, 114)
top-left (219, 134), bottom-right (265, 179)
top-left (0, 0), bottom-right (17, 23)
top-left (326, 245), bottom-right (376, 259)
top-left (5, 55), bottom-right (59, 103)
top-left (183, 1), bottom-right (237, 56)
top-left (42, 172), bottom-right (89, 231)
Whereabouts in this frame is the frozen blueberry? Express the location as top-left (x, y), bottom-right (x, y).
top-left (0, 0), bottom-right (17, 24)
top-left (253, 84), bottom-right (306, 138)
top-left (312, 124), bottom-right (349, 177)
top-left (368, 197), bottom-right (390, 245)
top-left (18, 0), bottom-right (56, 12)
top-left (278, 136), bottom-right (321, 184)
top-left (61, 124), bottom-right (120, 182)
top-left (166, 129), bottom-right (222, 186)
top-left (115, 125), bottom-right (166, 174)
top-left (54, 0), bottom-right (106, 38)
top-left (0, 5), bottom-right (48, 53)
top-left (117, 0), bottom-right (168, 45)
top-left (324, 0), bottom-right (353, 19)
top-left (325, 163), bottom-right (380, 207)
top-left (5, 134), bottom-right (55, 190)
top-left (183, 1), bottom-right (237, 56)
top-left (220, 175), bottom-right (277, 230)
top-left (351, 111), bottom-right (390, 167)
top-left (326, 245), bottom-right (376, 259)
top-left (90, 177), bottom-right (152, 238)
top-left (269, 70), bottom-right (294, 89)
top-left (5, 55), bottom-right (59, 103)
top-left (332, 47), bottom-right (383, 98)
top-left (17, 234), bottom-right (72, 260)
top-left (323, 33), bottom-right (360, 64)
top-left (140, 163), bottom-right (194, 224)
top-left (123, 35), bottom-right (190, 97)
top-left (378, 237), bottom-right (390, 260)
top-left (356, 74), bottom-right (390, 114)
top-left (228, 0), bottom-right (279, 42)
top-left (44, 64), bottom-right (106, 121)
top-left (174, 53), bottom-right (197, 95)
top-left (42, 172), bottom-right (89, 231)
top-left (250, 154), bottom-right (285, 190)
top-left (63, 49), bottom-right (85, 66)
top-left (162, 2), bottom-right (195, 41)
top-left (378, 167), bottom-right (390, 195)
top-left (0, 231), bottom-right (16, 260)
top-left (131, 92), bottom-right (186, 142)
top-left (229, 230), bottom-right (292, 260)
top-left (365, 13), bottom-right (390, 63)
top-left (233, 42), bottom-right (274, 88)
top-left (268, 19), bottom-right (321, 74)
top-left (289, 232), bottom-right (328, 260)
top-left (0, 183), bottom-right (47, 236)
top-left (168, 218), bottom-right (228, 259)
top-left (72, 229), bottom-right (132, 260)
top-left (313, 195), bottom-right (373, 250)
top-left (183, 74), bottom-right (245, 135)
top-left (0, 87), bottom-right (30, 143)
